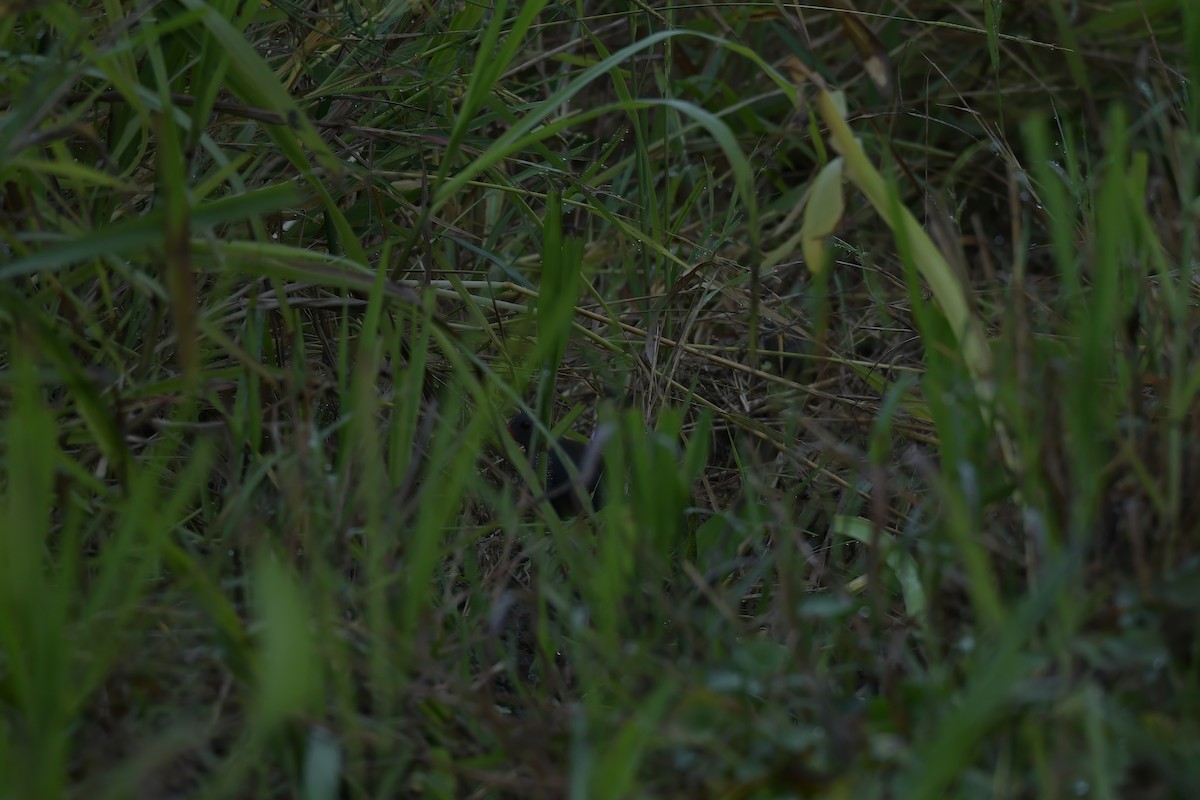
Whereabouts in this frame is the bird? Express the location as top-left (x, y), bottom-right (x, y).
top-left (506, 411), bottom-right (605, 517)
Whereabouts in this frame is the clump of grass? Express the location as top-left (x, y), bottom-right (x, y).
top-left (2, 1), bottom-right (1199, 797)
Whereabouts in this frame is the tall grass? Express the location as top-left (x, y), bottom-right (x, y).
top-left (1, 1), bottom-right (1198, 797)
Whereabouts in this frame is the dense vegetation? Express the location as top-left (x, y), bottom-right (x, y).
top-left (2, 1), bottom-right (1198, 797)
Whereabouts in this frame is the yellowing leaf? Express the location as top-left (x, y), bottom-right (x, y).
top-left (801, 156), bottom-right (845, 274)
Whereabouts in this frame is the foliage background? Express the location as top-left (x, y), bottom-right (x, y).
top-left (1, 1), bottom-right (1198, 797)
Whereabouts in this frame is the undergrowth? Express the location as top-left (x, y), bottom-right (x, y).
top-left (2, 1), bottom-right (1199, 798)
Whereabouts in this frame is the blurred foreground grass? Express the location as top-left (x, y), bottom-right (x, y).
top-left (2, 2), bottom-right (1200, 798)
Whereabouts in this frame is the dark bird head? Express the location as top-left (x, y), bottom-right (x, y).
top-left (506, 411), bottom-right (537, 449)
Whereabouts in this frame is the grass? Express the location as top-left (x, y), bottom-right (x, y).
top-left (1, 1), bottom-right (1198, 797)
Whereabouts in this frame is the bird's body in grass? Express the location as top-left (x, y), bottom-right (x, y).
top-left (506, 412), bottom-right (604, 517)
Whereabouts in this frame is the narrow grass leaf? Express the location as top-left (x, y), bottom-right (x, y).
top-left (0, 183), bottom-right (299, 279)
top-left (255, 558), bottom-right (321, 729)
